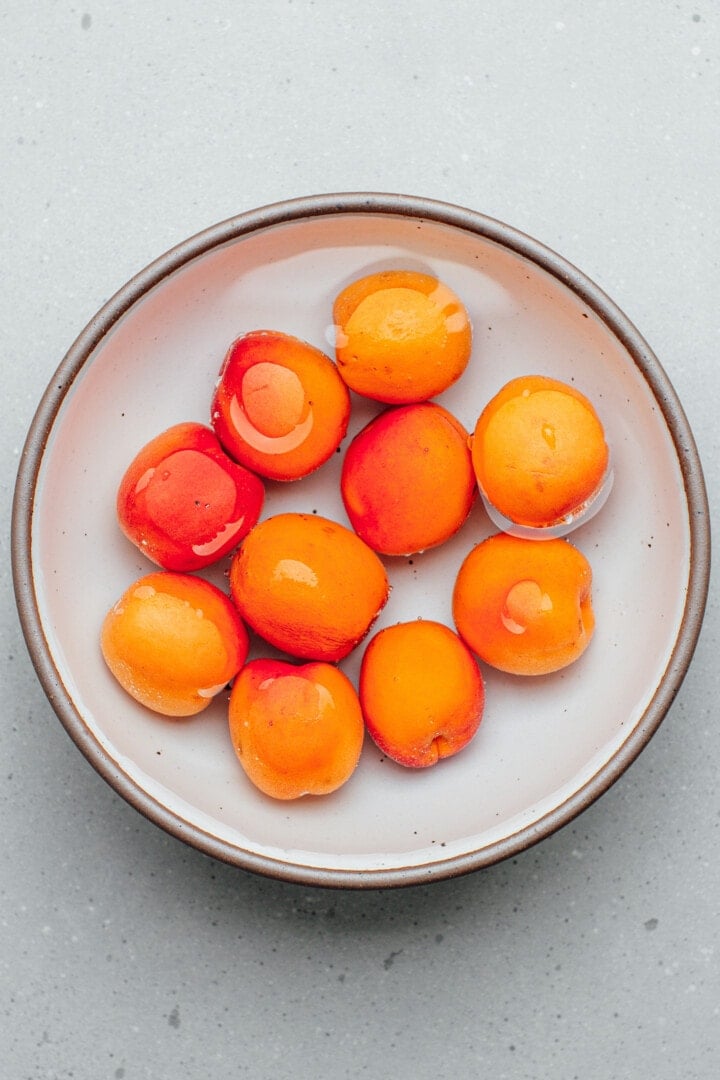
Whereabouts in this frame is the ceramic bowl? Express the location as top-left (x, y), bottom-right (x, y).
top-left (12, 193), bottom-right (710, 888)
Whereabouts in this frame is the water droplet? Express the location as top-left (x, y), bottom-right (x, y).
top-left (501, 580), bottom-right (553, 634)
top-left (541, 424), bottom-right (556, 449)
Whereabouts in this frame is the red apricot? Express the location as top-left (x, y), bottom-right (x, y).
top-left (340, 402), bottom-right (476, 555)
top-left (211, 330), bottom-right (350, 481)
top-left (117, 421), bottom-right (264, 571)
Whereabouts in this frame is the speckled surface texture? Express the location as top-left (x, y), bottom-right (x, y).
top-left (2, 2), bottom-right (718, 1077)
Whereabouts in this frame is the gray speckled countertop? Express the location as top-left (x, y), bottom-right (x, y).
top-left (2, 3), bottom-right (718, 1078)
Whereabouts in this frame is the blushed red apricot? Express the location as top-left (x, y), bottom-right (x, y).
top-left (228, 658), bottom-right (365, 799)
top-left (101, 572), bottom-right (249, 717)
top-left (359, 620), bottom-right (485, 768)
top-left (333, 270), bottom-right (472, 403)
top-left (117, 422), bottom-right (264, 571)
top-left (229, 512), bottom-right (390, 662)
top-left (340, 402), bottom-right (476, 555)
top-left (211, 330), bottom-right (351, 481)
top-left (453, 533), bottom-right (595, 676)
top-left (471, 375), bottom-right (610, 533)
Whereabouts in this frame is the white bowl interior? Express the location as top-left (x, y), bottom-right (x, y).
top-left (30, 210), bottom-right (692, 879)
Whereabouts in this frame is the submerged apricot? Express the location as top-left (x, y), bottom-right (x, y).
top-left (360, 620), bottom-right (485, 768)
top-left (212, 330), bottom-right (350, 481)
top-left (471, 375), bottom-right (610, 534)
top-left (101, 572), bottom-right (249, 716)
top-left (453, 533), bottom-right (594, 676)
top-left (333, 270), bottom-right (472, 403)
top-left (229, 512), bottom-right (390, 662)
top-left (229, 658), bottom-right (365, 799)
top-left (341, 402), bottom-right (476, 555)
top-left (117, 422), bottom-right (264, 571)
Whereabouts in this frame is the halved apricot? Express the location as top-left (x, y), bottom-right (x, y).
top-left (211, 330), bottom-right (351, 481)
top-left (117, 422), bottom-right (264, 571)
top-left (333, 270), bottom-right (472, 403)
top-left (471, 375), bottom-right (610, 534)
top-left (229, 658), bottom-right (365, 799)
top-left (229, 512), bottom-right (390, 662)
top-left (341, 402), bottom-right (476, 556)
top-left (101, 572), bottom-right (249, 716)
top-left (452, 533), bottom-right (595, 676)
top-left (360, 620), bottom-right (485, 768)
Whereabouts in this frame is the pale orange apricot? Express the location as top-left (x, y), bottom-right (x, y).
top-left (101, 572), bottom-right (249, 716)
top-left (333, 270), bottom-right (472, 403)
top-left (453, 533), bottom-right (595, 676)
top-left (228, 658), bottom-right (365, 799)
top-left (359, 620), bottom-right (485, 768)
top-left (229, 513), bottom-right (390, 662)
top-left (471, 375), bottom-right (609, 532)
top-left (341, 402), bottom-right (476, 556)
top-left (212, 330), bottom-right (350, 481)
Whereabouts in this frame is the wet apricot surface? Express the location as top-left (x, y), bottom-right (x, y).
top-left (453, 533), bottom-right (595, 676)
top-left (341, 402), bottom-right (476, 556)
top-left (471, 375), bottom-right (609, 531)
top-left (229, 512), bottom-right (390, 662)
top-left (229, 658), bottom-right (365, 799)
top-left (211, 330), bottom-right (351, 481)
top-left (333, 270), bottom-right (472, 403)
top-left (360, 620), bottom-right (485, 768)
top-left (117, 422), bottom-right (265, 571)
top-left (101, 572), bottom-right (249, 716)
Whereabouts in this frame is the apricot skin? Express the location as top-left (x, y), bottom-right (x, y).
top-left (341, 402), bottom-right (476, 556)
top-left (117, 421), bottom-right (264, 572)
top-left (472, 375), bottom-right (609, 530)
top-left (101, 572), bottom-right (249, 717)
top-left (333, 270), bottom-right (472, 404)
top-left (360, 620), bottom-right (485, 768)
top-left (229, 513), bottom-right (390, 662)
top-left (452, 533), bottom-right (595, 676)
top-left (229, 658), bottom-right (365, 799)
top-left (211, 330), bottom-right (351, 481)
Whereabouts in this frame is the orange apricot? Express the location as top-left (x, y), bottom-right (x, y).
top-left (333, 270), bottom-right (472, 403)
top-left (359, 620), bottom-right (485, 768)
top-left (211, 330), bottom-right (351, 481)
top-left (228, 658), bottom-right (365, 799)
top-left (471, 375), bottom-right (610, 534)
top-left (452, 533), bottom-right (595, 676)
top-left (229, 512), bottom-right (390, 662)
top-left (117, 422), bottom-right (264, 571)
top-left (340, 402), bottom-right (476, 555)
top-left (101, 572), bottom-right (249, 716)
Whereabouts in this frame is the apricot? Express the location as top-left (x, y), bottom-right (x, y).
top-left (333, 270), bottom-right (472, 403)
top-left (340, 402), bottom-right (476, 556)
top-left (360, 620), bottom-right (485, 768)
top-left (101, 572), bottom-right (249, 716)
top-left (452, 533), bottom-right (595, 676)
top-left (229, 512), bottom-right (390, 662)
top-left (116, 422), bottom-right (264, 572)
top-left (228, 658), bottom-right (365, 799)
top-left (471, 375), bottom-right (610, 534)
top-left (211, 330), bottom-right (351, 481)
